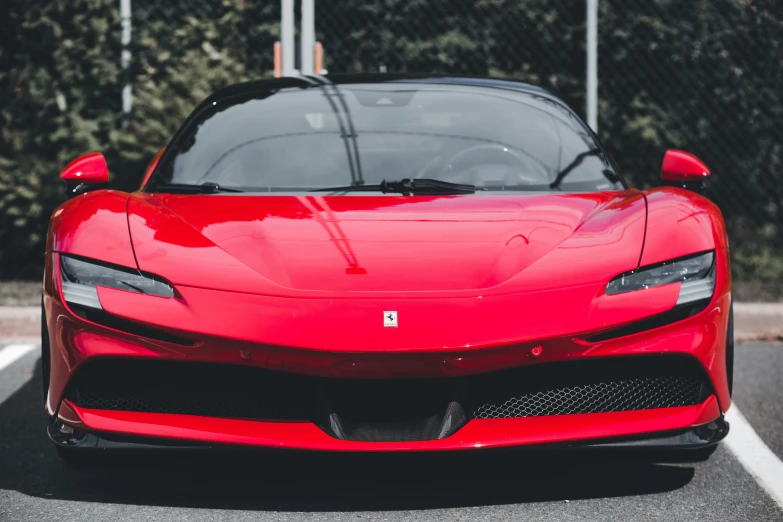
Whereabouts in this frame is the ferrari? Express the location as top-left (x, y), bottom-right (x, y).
top-left (42, 74), bottom-right (732, 463)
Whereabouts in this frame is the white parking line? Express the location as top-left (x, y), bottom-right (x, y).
top-left (725, 407), bottom-right (783, 509)
top-left (0, 343), bottom-right (37, 373)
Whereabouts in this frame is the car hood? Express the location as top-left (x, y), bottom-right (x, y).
top-left (127, 192), bottom-right (646, 296)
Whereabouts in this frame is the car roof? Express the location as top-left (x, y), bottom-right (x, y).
top-left (200, 73), bottom-right (565, 109)
top-left (324, 73), bottom-right (552, 96)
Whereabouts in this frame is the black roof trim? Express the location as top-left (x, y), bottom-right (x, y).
top-left (200, 73), bottom-right (560, 107)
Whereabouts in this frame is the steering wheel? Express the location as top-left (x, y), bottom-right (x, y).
top-left (416, 143), bottom-right (548, 185)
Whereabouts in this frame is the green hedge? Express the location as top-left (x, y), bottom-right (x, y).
top-left (1, 0), bottom-right (781, 289)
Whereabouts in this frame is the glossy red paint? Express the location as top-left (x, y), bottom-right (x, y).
top-left (94, 278), bottom-right (684, 352)
top-left (43, 186), bottom-right (732, 450)
top-left (64, 396), bottom-right (720, 451)
top-left (126, 191), bottom-right (646, 295)
top-left (59, 152), bottom-right (109, 186)
top-left (660, 149), bottom-right (711, 182)
top-left (47, 191), bottom-right (136, 270)
top-left (640, 187), bottom-right (729, 266)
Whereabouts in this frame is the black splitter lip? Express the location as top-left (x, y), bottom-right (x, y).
top-left (48, 417), bottom-right (729, 454)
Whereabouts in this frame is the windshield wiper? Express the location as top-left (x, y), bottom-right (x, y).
top-left (549, 149), bottom-right (620, 190)
top-left (150, 182), bottom-right (245, 194)
top-left (311, 178), bottom-right (475, 195)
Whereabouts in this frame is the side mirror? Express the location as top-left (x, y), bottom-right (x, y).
top-left (661, 149), bottom-right (710, 192)
top-left (60, 152), bottom-right (109, 196)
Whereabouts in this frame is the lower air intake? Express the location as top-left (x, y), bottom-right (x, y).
top-left (65, 356), bottom-right (712, 441)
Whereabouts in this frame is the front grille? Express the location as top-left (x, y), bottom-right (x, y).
top-left (65, 356), bottom-right (712, 442)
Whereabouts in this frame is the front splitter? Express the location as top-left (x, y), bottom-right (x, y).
top-left (48, 415), bottom-right (729, 454)
top-left (49, 396), bottom-right (728, 452)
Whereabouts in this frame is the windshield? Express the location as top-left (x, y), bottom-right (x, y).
top-left (151, 83), bottom-right (623, 193)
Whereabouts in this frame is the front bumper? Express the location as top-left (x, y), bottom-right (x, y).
top-left (44, 301), bottom-right (731, 451)
top-left (43, 249), bottom-right (732, 452)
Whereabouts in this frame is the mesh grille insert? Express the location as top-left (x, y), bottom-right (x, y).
top-left (463, 356), bottom-right (711, 420)
top-left (471, 375), bottom-right (706, 419)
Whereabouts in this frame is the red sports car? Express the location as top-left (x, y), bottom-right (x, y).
top-left (43, 74), bottom-right (732, 463)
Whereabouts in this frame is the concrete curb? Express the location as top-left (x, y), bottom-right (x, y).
top-left (734, 303), bottom-right (783, 316)
top-left (0, 307), bottom-right (38, 319)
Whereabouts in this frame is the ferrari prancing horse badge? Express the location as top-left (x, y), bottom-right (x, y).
top-left (383, 311), bottom-right (398, 327)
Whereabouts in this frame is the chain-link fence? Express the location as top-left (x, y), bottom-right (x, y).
top-left (598, 1), bottom-right (783, 298)
top-left (136, 0), bottom-right (783, 296)
top-left (0, 0), bottom-right (781, 295)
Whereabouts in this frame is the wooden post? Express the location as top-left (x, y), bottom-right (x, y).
top-left (274, 42), bottom-right (282, 78)
top-left (314, 42), bottom-right (324, 74)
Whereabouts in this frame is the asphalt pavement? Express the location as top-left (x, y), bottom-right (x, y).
top-left (0, 340), bottom-right (782, 521)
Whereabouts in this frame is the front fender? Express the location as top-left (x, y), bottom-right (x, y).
top-left (47, 190), bottom-right (136, 269)
top-left (641, 187), bottom-right (729, 266)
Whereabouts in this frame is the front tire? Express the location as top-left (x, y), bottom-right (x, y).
top-left (44, 302), bottom-right (92, 469)
top-left (727, 301), bottom-right (734, 396)
top-left (40, 301), bottom-right (51, 405)
top-left (647, 302), bottom-right (734, 464)
top-left (54, 445), bottom-right (99, 469)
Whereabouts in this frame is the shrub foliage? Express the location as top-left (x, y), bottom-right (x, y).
top-left (1, 0), bottom-right (781, 286)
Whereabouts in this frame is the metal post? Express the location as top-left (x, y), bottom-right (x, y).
top-left (281, 0), bottom-right (295, 76)
top-left (120, 0), bottom-right (132, 113)
top-left (586, 0), bottom-right (598, 133)
top-left (300, 0), bottom-right (315, 75)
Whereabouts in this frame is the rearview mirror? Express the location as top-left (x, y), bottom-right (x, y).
top-left (60, 152), bottom-right (109, 196)
top-left (661, 149), bottom-right (710, 192)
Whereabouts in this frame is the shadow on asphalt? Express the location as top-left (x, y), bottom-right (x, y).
top-left (0, 360), bottom-right (696, 511)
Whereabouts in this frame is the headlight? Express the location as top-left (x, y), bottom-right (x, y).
top-left (605, 252), bottom-right (715, 305)
top-left (60, 255), bottom-right (174, 311)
